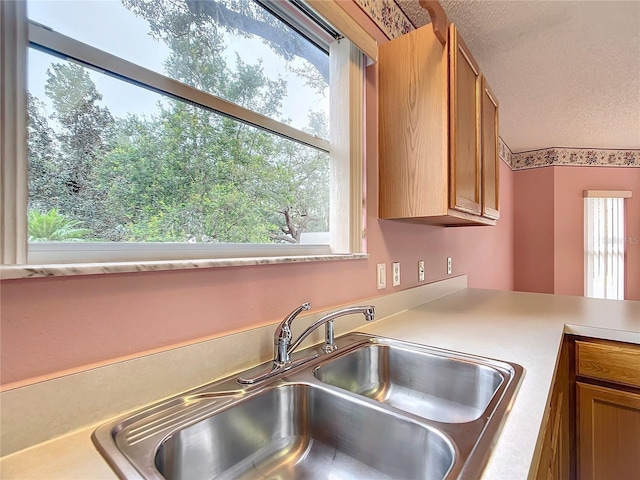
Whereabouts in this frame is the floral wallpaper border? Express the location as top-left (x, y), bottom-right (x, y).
top-left (499, 138), bottom-right (513, 168)
top-left (511, 148), bottom-right (640, 170)
top-left (354, 0), bottom-right (414, 39)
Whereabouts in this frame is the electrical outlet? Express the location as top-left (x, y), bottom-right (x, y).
top-left (392, 262), bottom-right (400, 286)
top-left (418, 260), bottom-right (425, 282)
top-left (377, 263), bottom-right (386, 289)
top-left (447, 257), bottom-right (452, 275)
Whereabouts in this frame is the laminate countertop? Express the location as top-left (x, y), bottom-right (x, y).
top-left (2, 288), bottom-right (639, 479)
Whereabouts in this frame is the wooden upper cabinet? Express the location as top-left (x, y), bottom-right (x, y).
top-left (378, 22), bottom-right (449, 221)
top-left (378, 22), bottom-right (498, 226)
top-left (449, 24), bottom-right (482, 216)
top-left (481, 76), bottom-right (500, 219)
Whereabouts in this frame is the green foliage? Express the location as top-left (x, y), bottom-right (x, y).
top-left (27, 0), bottom-right (330, 245)
top-left (27, 93), bottom-right (59, 212)
top-left (35, 63), bottom-right (117, 240)
top-left (28, 209), bottom-right (92, 242)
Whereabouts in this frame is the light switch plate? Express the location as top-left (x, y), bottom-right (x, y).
top-left (377, 263), bottom-right (386, 289)
top-left (418, 260), bottom-right (425, 282)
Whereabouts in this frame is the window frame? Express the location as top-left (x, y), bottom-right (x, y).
top-left (1, 0), bottom-right (370, 267)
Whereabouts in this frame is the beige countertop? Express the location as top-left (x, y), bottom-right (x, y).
top-left (2, 287), bottom-right (639, 480)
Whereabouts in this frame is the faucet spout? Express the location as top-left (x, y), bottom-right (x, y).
top-left (288, 305), bottom-right (376, 355)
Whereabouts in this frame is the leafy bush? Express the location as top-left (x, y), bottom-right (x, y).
top-left (28, 209), bottom-right (92, 241)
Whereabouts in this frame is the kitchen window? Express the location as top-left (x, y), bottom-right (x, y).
top-left (1, 0), bottom-right (367, 266)
top-left (584, 190), bottom-right (632, 300)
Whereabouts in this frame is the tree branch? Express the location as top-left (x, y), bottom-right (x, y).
top-left (184, 0), bottom-right (329, 82)
top-left (269, 234), bottom-right (297, 244)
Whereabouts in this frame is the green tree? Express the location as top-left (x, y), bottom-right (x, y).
top-left (98, 69), bottom-right (292, 242)
top-left (122, 0), bottom-right (329, 85)
top-left (27, 93), bottom-right (59, 212)
top-left (95, 3), bottom-right (329, 244)
top-left (27, 0), bottom-right (330, 244)
top-left (44, 63), bottom-right (116, 239)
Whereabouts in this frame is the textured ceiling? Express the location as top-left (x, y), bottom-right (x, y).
top-left (396, 0), bottom-right (640, 152)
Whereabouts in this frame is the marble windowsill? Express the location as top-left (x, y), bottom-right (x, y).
top-left (0, 253), bottom-right (369, 280)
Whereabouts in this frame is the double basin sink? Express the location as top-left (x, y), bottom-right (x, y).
top-left (93, 333), bottom-right (523, 479)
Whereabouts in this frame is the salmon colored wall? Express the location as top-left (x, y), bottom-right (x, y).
top-left (512, 166), bottom-right (640, 300)
top-left (513, 168), bottom-right (555, 293)
top-left (553, 166), bottom-right (640, 300)
top-left (0, 6), bottom-right (515, 388)
top-left (445, 159), bottom-right (514, 291)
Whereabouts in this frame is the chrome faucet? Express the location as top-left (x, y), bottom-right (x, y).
top-left (288, 304), bottom-right (376, 355)
top-left (238, 302), bottom-right (376, 384)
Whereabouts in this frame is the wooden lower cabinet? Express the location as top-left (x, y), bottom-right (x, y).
top-left (577, 382), bottom-right (640, 480)
top-left (536, 389), bottom-right (570, 480)
top-left (534, 337), bottom-right (640, 480)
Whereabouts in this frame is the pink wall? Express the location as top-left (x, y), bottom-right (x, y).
top-left (553, 166), bottom-right (640, 300)
top-left (0, 13), bottom-right (515, 388)
top-left (513, 166), bottom-right (640, 300)
top-left (513, 168), bottom-right (555, 293)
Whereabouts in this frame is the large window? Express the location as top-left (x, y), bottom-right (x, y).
top-left (584, 191), bottom-right (631, 300)
top-left (1, 0), bottom-right (366, 265)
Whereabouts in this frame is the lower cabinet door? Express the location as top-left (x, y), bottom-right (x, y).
top-left (577, 382), bottom-right (640, 480)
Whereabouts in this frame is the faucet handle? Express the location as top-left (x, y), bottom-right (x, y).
top-left (273, 302), bottom-right (311, 365)
top-left (282, 302), bottom-right (311, 328)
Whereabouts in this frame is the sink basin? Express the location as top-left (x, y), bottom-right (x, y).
top-left (314, 343), bottom-right (504, 423)
top-left (155, 384), bottom-right (454, 480)
top-left (93, 333), bottom-right (522, 480)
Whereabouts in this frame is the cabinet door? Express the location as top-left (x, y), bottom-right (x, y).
top-left (378, 23), bottom-right (448, 220)
top-left (577, 382), bottom-right (640, 480)
top-left (448, 24), bottom-right (481, 216)
top-left (534, 339), bottom-right (571, 480)
top-left (481, 77), bottom-right (500, 220)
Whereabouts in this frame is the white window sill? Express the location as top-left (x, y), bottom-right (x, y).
top-left (0, 254), bottom-right (369, 280)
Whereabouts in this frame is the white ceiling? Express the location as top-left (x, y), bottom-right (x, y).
top-left (396, 0), bottom-right (640, 153)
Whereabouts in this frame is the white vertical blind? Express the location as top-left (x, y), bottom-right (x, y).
top-left (584, 196), bottom-right (626, 300)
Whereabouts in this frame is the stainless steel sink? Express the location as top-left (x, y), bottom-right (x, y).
top-left (93, 333), bottom-right (523, 480)
top-left (155, 384), bottom-right (454, 480)
top-left (314, 343), bottom-right (504, 423)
